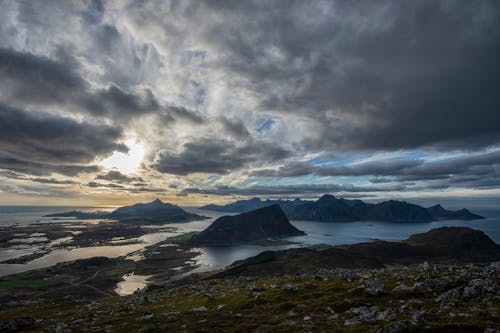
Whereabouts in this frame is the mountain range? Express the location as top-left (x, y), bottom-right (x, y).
top-left (201, 194), bottom-right (484, 222)
top-left (201, 197), bottom-right (309, 215)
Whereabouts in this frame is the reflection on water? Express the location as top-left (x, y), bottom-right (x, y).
top-left (188, 244), bottom-right (301, 274)
top-left (115, 272), bottom-right (152, 296)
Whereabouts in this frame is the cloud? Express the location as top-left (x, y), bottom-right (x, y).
top-left (0, 152), bottom-right (100, 177)
top-left (96, 170), bottom-right (144, 183)
top-left (1, 1), bottom-right (500, 202)
top-left (153, 138), bottom-right (290, 175)
top-left (126, 0), bottom-right (500, 152)
top-left (181, 183), bottom-right (406, 197)
top-left (87, 181), bottom-right (125, 189)
top-left (218, 116), bottom-right (250, 139)
top-left (0, 47), bottom-right (164, 121)
top-left (0, 103), bottom-right (125, 164)
top-left (31, 177), bottom-right (79, 185)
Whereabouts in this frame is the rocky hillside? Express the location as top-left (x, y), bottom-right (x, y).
top-left (1, 264), bottom-right (498, 332)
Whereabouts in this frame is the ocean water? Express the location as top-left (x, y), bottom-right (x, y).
top-left (0, 206), bottom-right (499, 279)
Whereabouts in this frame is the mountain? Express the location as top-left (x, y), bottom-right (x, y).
top-left (201, 197), bottom-right (265, 213)
top-left (289, 195), bottom-right (484, 222)
top-left (190, 205), bottom-right (305, 245)
top-left (46, 199), bottom-right (207, 224)
top-left (213, 227), bottom-right (500, 278)
top-left (200, 197), bottom-right (309, 215)
top-left (291, 194), bottom-right (369, 221)
top-left (426, 204), bottom-right (485, 220)
top-left (364, 200), bottom-right (434, 222)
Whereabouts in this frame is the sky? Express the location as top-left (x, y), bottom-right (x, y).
top-left (0, 0), bottom-right (499, 208)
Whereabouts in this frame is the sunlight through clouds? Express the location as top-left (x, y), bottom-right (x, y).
top-left (101, 139), bottom-right (144, 175)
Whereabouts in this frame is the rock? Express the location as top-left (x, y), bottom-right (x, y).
top-left (462, 278), bottom-right (497, 299)
top-left (364, 280), bottom-right (385, 296)
top-left (192, 306), bottom-right (208, 312)
top-left (49, 323), bottom-right (71, 333)
top-left (283, 283), bottom-right (298, 292)
top-left (323, 306), bottom-right (335, 315)
top-left (391, 283), bottom-right (414, 293)
top-left (376, 308), bottom-right (398, 321)
top-left (344, 306), bottom-right (379, 326)
top-left (436, 288), bottom-right (461, 308)
top-left (0, 317), bottom-right (38, 332)
top-left (436, 278), bottom-right (498, 308)
top-left (376, 320), bottom-right (416, 333)
top-left (139, 313), bottom-right (154, 320)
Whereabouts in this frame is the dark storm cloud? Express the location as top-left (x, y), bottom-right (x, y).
top-left (0, 103), bottom-right (125, 164)
top-left (0, 47), bottom-right (85, 105)
top-left (316, 160), bottom-right (423, 177)
top-left (0, 152), bottom-right (99, 177)
top-left (0, 47), bottom-right (163, 120)
top-left (162, 105), bottom-right (205, 124)
top-left (96, 170), bottom-right (144, 183)
top-left (139, 0), bottom-right (500, 152)
top-left (218, 116), bottom-right (250, 139)
top-left (153, 138), bottom-right (290, 175)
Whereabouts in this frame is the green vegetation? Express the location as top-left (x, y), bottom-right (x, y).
top-left (0, 278), bottom-right (61, 290)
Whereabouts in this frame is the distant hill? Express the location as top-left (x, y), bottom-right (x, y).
top-left (426, 204), bottom-right (484, 220)
top-left (200, 197), bottom-right (309, 215)
top-left (291, 194), bottom-right (484, 222)
top-left (190, 205), bottom-right (305, 245)
top-left (213, 227), bottom-right (500, 277)
top-left (46, 199), bottom-right (207, 224)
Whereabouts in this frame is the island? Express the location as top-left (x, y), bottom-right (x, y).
top-left (46, 198), bottom-right (207, 224)
top-left (189, 204), bottom-right (306, 245)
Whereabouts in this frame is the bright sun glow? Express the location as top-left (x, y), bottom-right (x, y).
top-left (101, 139), bottom-right (145, 174)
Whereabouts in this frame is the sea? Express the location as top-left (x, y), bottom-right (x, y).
top-left (1, 205), bottom-right (499, 284)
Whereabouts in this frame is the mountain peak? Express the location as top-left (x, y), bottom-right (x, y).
top-left (150, 198), bottom-right (164, 205)
top-left (318, 194), bottom-right (336, 202)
